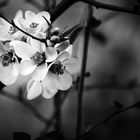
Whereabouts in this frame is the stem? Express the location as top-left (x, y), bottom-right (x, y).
top-left (82, 0), bottom-right (140, 15)
top-left (54, 91), bottom-right (62, 131)
top-left (51, 0), bottom-right (140, 22)
top-left (0, 15), bottom-right (46, 43)
top-left (76, 5), bottom-right (92, 137)
top-left (74, 104), bottom-right (135, 140)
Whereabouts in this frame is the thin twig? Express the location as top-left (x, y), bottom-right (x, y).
top-left (74, 103), bottom-right (136, 140)
top-left (41, 90), bottom-right (70, 132)
top-left (83, 82), bottom-right (140, 91)
top-left (51, 0), bottom-right (140, 22)
top-left (0, 15), bottom-right (46, 43)
top-left (25, 0), bottom-right (47, 10)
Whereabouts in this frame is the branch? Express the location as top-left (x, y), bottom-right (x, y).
top-left (74, 102), bottom-right (137, 140)
top-left (51, 0), bottom-right (140, 22)
top-left (25, 0), bottom-right (47, 10)
top-left (0, 0), bottom-right (10, 7)
top-left (51, 0), bottom-right (77, 22)
top-left (0, 90), bottom-right (51, 126)
top-left (84, 83), bottom-right (140, 91)
top-left (0, 89), bottom-right (69, 134)
top-left (0, 15), bottom-right (46, 43)
top-left (81, 0), bottom-right (140, 15)
top-left (76, 5), bottom-right (92, 137)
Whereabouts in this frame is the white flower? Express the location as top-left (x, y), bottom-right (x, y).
top-left (0, 10), bottom-right (24, 41)
top-left (45, 51), bottom-right (73, 91)
top-left (26, 45), bottom-right (80, 100)
top-left (0, 42), bottom-right (19, 85)
top-left (18, 10), bottom-right (51, 34)
top-left (10, 36), bottom-right (57, 81)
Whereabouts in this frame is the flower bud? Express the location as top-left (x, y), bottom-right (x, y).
top-left (50, 35), bottom-right (60, 44)
top-left (51, 27), bottom-right (60, 36)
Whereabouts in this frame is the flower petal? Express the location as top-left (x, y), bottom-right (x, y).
top-left (0, 18), bottom-right (12, 41)
top-left (18, 17), bottom-right (29, 30)
top-left (0, 65), bottom-right (17, 85)
top-left (28, 33), bottom-right (46, 52)
top-left (56, 51), bottom-right (70, 63)
top-left (13, 10), bottom-right (23, 27)
top-left (46, 47), bottom-right (57, 62)
top-left (38, 11), bottom-right (51, 23)
top-left (65, 44), bottom-right (73, 56)
top-left (43, 72), bottom-right (58, 89)
top-left (42, 85), bottom-right (58, 99)
top-left (27, 79), bottom-right (42, 100)
top-left (56, 70), bottom-right (72, 90)
top-left (63, 57), bottom-right (80, 74)
top-left (55, 40), bottom-right (69, 52)
top-left (11, 58), bottom-right (19, 77)
top-left (20, 60), bottom-right (36, 75)
top-left (0, 41), bottom-right (5, 55)
top-left (42, 72), bottom-right (58, 98)
top-left (10, 40), bottom-right (35, 59)
top-left (25, 11), bottom-right (36, 23)
top-left (32, 63), bottom-right (48, 81)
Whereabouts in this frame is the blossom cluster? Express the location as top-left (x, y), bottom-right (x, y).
top-left (0, 10), bottom-right (78, 100)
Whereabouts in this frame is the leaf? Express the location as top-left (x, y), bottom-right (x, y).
top-left (36, 131), bottom-right (64, 140)
top-left (89, 17), bottom-right (101, 28)
top-left (113, 101), bottom-right (123, 110)
top-left (69, 26), bottom-right (83, 44)
top-left (13, 132), bottom-right (31, 140)
top-left (60, 24), bottom-right (81, 38)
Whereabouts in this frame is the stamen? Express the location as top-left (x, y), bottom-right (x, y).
top-left (8, 26), bottom-right (18, 35)
top-left (30, 22), bottom-right (39, 28)
top-left (0, 52), bottom-right (14, 66)
top-left (50, 61), bottom-right (65, 75)
top-left (31, 52), bottom-right (46, 66)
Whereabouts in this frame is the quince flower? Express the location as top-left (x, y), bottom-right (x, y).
top-left (0, 10), bottom-right (24, 41)
top-left (10, 37), bottom-right (57, 81)
top-left (0, 42), bottom-right (19, 85)
top-left (26, 49), bottom-right (78, 100)
top-left (18, 10), bottom-right (51, 34)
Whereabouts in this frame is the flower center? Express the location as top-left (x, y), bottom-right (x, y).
top-left (8, 26), bottom-right (18, 35)
top-left (30, 22), bottom-right (39, 28)
top-left (0, 52), bottom-right (14, 66)
top-left (50, 61), bottom-right (65, 75)
top-left (31, 52), bottom-right (46, 66)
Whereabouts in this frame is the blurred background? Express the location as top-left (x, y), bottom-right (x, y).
top-left (1, 0), bottom-right (140, 139)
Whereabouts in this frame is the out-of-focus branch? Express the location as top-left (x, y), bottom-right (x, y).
top-left (51, 0), bottom-right (140, 22)
top-left (0, 89), bottom-right (69, 134)
top-left (41, 90), bottom-right (70, 133)
top-left (25, 0), bottom-right (46, 10)
top-left (0, 90), bottom-right (50, 126)
top-left (74, 102), bottom-right (138, 140)
top-left (84, 83), bottom-right (140, 91)
top-left (0, 0), bottom-right (10, 7)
